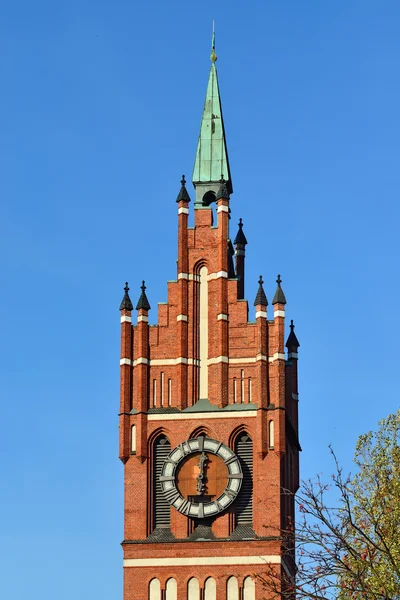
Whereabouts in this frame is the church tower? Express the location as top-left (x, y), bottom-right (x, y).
top-left (118, 35), bottom-right (300, 600)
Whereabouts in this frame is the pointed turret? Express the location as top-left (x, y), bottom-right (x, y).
top-left (272, 274), bottom-right (287, 305)
top-left (254, 276), bottom-right (268, 307)
top-left (286, 320), bottom-right (300, 352)
top-left (176, 174), bottom-right (191, 203)
top-left (135, 281), bottom-right (151, 311)
top-left (192, 30), bottom-right (232, 207)
top-left (119, 282), bottom-right (133, 311)
top-left (234, 218), bottom-right (248, 299)
top-left (234, 218), bottom-right (247, 247)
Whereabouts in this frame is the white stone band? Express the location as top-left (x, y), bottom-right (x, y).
top-left (217, 313), bottom-right (228, 321)
top-left (269, 353), bottom-right (286, 362)
top-left (208, 270), bottom-right (228, 281)
top-left (120, 358), bottom-right (133, 366)
top-left (177, 314), bottom-right (188, 322)
top-left (177, 207), bottom-right (189, 215)
top-left (255, 310), bottom-right (267, 319)
top-left (144, 357), bottom-right (200, 367)
top-left (217, 205), bottom-right (229, 213)
top-left (124, 555), bottom-right (281, 567)
top-left (178, 273), bottom-right (201, 282)
top-left (274, 310), bottom-right (285, 318)
top-left (120, 315), bottom-right (132, 323)
top-left (137, 315), bottom-right (148, 323)
top-left (235, 249), bottom-right (245, 256)
top-left (208, 356), bottom-right (229, 365)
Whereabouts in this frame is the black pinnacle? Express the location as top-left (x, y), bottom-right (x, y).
top-left (286, 319), bottom-right (300, 349)
top-left (234, 218), bottom-right (248, 246)
top-left (216, 175), bottom-right (230, 201)
top-left (135, 280), bottom-right (151, 311)
top-left (254, 275), bottom-right (268, 307)
top-left (176, 174), bottom-right (191, 203)
top-left (272, 274), bottom-right (287, 305)
top-left (119, 282), bottom-right (134, 311)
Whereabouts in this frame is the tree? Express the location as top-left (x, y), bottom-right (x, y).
top-left (259, 409), bottom-right (400, 599)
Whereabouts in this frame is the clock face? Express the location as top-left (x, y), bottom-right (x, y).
top-left (159, 436), bottom-right (243, 518)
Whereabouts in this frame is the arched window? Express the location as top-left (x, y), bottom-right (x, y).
top-left (202, 190), bottom-right (216, 206)
top-left (243, 576), bottom-right (255, 600)
top-left (153, 435), bottom-right (171, 530)
top-left (227, 576), bottom-right (239, 600)
top-left (165, 578), bottom-right (177, 600)
top-left (204, 577), bottom-right (216, 600)
top-left (130, 425), bottom-right (136, 453)
top-left (149, 578), bottom-right (161, 600)
top-left (187, 577), bottom-right (200, 600)
top-left (235, 433), bottom-right (253, 527)
top-left (269, 419), bottom-right (274, 449)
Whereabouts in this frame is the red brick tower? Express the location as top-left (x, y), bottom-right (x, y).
top-left (118, 37), bottom-right (300, 600)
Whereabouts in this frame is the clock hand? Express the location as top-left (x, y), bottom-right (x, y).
top-left (196, 452), bottom-right (208, 494)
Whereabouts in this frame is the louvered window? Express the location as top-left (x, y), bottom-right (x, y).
top-left (235, 434), bottom-right (253, 526)
top-left (153, 436), bottom-right (171, 528)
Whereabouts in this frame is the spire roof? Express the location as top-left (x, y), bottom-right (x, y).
top-left (286, 320), bottom-right (300, 350)
top-left (176, 174), bottom-right (191, 203)
top-left (135, 281), bottom-right (151, 311)
top-left (272, 274), bottom-right (287, 305)
top-left (234, 218), bottom-right (248, 246)
top-left (119, 282), bottom-right (133, 311)
top-left (192, 31), bottom-right (232, 196)
top-left (254, 276), bottom-right (268, 307)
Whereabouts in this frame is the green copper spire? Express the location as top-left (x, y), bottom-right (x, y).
top-left (192, 28), bottom-right (232, 206)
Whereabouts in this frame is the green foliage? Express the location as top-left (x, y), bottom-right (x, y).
top-left (337, 410), bottom-right (400, 599)
top-left (259, 409), bottom-right (400, 600)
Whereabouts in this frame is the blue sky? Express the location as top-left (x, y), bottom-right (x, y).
top-left (1, 1), bottom-right (400, 598)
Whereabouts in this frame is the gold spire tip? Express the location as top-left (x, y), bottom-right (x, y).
top-left (210, 20), bottom-right (217, 63)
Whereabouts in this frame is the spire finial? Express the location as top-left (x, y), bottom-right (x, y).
top-left (176, 173), bottom-right (191, 203)
top-left (272, 273), bottom-right (287, 305)
top-left (234, 217), bottom-right (247, 246)
top-left (254, 275), bottom-right (268, 307)
top-left (135, 280), bottom-right (151, 312)
top-left (286, 318), bottom-right (300, 350)
top-left (211, 21), bottom-right (217, 63)
top-left (119, 281), bottom-right (133, 311)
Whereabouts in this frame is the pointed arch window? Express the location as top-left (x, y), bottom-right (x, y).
top-left (153, 435), bottom-right (171, 530)
top-left (234, 433), bottom-right (253, 527)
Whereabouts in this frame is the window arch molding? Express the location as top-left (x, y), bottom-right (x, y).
top-left (189, 425), bottom-right (212, 439)
top-left (193, 258), bottom-right (209, 276)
